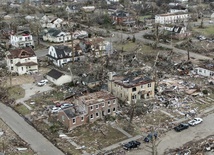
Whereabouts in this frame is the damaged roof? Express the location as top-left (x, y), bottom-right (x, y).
top-left (77, 91), bottom-right (116, 106)
top-left (112, 75), bottom-right (154, 88)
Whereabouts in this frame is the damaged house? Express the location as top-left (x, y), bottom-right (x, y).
top-left (5, 47), bottom-right (38, 75)
top-left (108, 72), bottom-right (155, 103)
top-left (194, 64), bottom-right (214, 77)
top-left (47, 45), bottom-right (84, 67)
top-left (58, 91), bottom-right (118, 130)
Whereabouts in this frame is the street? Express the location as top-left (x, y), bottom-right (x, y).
top-left (0, 102), bottom-right (64, 155)
top-left (126, 112), bottom-right (214, 155)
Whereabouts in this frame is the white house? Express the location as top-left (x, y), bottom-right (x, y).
top-left (175, 0), bottom-right (188, 3)
top-left (47, 45), bottom-right (84, 67)
top-left (65, 5), bottom-right (80, 14)
top-left (194, 64), bottom-right (214, 77)
top-left (155, 13), bottom-right (189, 24)
top-left (42, 29), bottom-right (72, 43)
top-left (169, 5), bottom-right (188, 13)
top-left (46, 69), bottom-right (72, 86)
top-left (40, 15), bottom-right (65, 28)
top-left (5, 47), bottom-right (38, 75)
top-left (10, 30), bottom-right (34, 48)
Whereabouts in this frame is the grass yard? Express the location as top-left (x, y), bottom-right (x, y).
top-left (8, 85), bottom-right (25, 100)
top-left (68, 122), bottom-right (127, 153)
top-left (14, 104), bottom-right (30, 115)
top-left (193, 26), bottom-right (214, 36)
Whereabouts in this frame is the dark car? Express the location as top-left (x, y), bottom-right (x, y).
top-left (144, 132), bottom-right (158, 142)
top-left (174, 123), bottom-right (189, 132)
top-left (123, 140), bottom-right (141, 150)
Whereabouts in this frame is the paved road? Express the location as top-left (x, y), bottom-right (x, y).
top-left (0, 102), bottom-right (64, 155)
top-left (126, 112), bottom-right (214, 155)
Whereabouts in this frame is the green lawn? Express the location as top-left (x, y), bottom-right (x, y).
top-left (14, 104), bottom-right (30, 115)
top-left (193, 26), bottom-right (214, 36)
top-left (8, 86), bottom-right (25, 100)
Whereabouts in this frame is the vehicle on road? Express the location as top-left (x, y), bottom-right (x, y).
top-left (144, 132), bottom-right (158, 142)
top-left (188, 118), bottom-right (203, 126)
top-left (37, 79), bottom-right (48, 86)
top-left (123, 140), bottom-right (141, 150)
top-left (174, 123), bottom-right (189, 132)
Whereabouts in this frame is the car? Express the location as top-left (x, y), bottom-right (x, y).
top-left (174, 123), bottom-right (189, 132)
top-left (61, 103), bottom-right (73, 109)
top-left (51, 107), bottom-right (61, 113)
top-left (123, 140), bottom-right (141, 150)
top-left (37, 79), bottom-right (48, 86)
top-left (144, 132), bottom-right (158, 142)
top-left (188, 118), bottom-right (203, 126)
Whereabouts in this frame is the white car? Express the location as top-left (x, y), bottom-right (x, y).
top-left (51, 107), bottom-right (61, 113)
top-left (188, 118), bottom-right (203, 126)
top-left (37, 79), bottom-right (48, 86)
top-left (61, 103), bottom-right (73, 109)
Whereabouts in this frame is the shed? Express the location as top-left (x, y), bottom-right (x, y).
top-left (46, 69), bottom-right (72, 86)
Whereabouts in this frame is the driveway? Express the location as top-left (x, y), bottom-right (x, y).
top-left (16, 83), bottom-right (53, 110)
top-left (126, 112), bottom-right (214, 155)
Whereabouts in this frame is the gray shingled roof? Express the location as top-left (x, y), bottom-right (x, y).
top-left (47, 69), bottom-right (64, 80)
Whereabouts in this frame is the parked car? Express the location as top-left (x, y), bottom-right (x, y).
top-left (51, 107), bottom-right (61, 113)
top-left (188, 118), bottom-right (203, 126)
top-left (61, 103), bottom-right (73, 109)
top-left (37, 79), bottom-right (48, 86)
top-left (123, 140), bottom-right (141, 150)
top-left (174, 123), bottom-right (189, 132)
top-left (144, 132), bottom-right (158, 142)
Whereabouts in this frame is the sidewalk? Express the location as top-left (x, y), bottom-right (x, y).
top-left (172, 106), bottom-right (214, 124)
top-left (94, 135), bottom-right (142, 155)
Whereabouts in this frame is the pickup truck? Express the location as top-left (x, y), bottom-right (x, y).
top-left (174, 123), bottom-right (189, 132)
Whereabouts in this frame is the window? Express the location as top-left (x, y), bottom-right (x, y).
top-left (108, 101), bottom-right (111, 105)
top-left (81, 117), bottom-right (84, 121)
top-left (90, 114), bottom-right (94, 119)
top-left (132, 87), bottom-right (136, 92)
top-left (113, 108), bottom-right (116, 112)
top-left (72, 118), bottom-right (76, 124)
top-left (11, 67), bottom-right (13, 70)
top-left (96, 112), bottom-right (99, 117)
top-left (148, 83), bottom-right (151, 87)
top-left (101, 102), bottom-right (105, 107)
top-left (96, 105), bottom-right (99, 109)
top-left (108, 109), bottom-right (111, 114)
top-left (10, 60), bottom-right (13, 64)
top-left (141, 85), bottom-right (143, 88)
top-left (90, 105), bottom-right (93, 111)
top-left (113, 100), bottom-right (116, 104)
top-left (21, 67), bottom-right (24, 71)
top-left (132, 95), bottom-right (136, 99)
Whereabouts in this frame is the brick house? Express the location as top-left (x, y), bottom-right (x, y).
top-left (58, 91), bottom-right (118, 130)
top-left (108, 72), bottom-right (155, 103)
top-left (111, 10), bottom-right (135, 25)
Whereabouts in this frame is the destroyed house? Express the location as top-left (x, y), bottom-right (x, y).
top-left (108, 72), bottom-right (155, 103)
top-left (58, 91), bottom-right (118, 130)
top-left (194, 64), bottom-right (214, 77)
